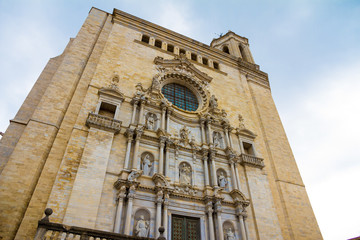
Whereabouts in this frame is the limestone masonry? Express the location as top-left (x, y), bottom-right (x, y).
top-left (0, 7), bottom-right (322, 240)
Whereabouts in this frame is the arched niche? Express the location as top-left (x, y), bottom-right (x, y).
top-left (141, 152), bottom-right (154, 176)
top-left (133, 208), bottom-right (151, 237)
top-left (213, 131), bottom-right (224, 149)
top-left (179, 161), bottom-right (192, 185)
top-left (216, 168), bottom-right (229, 190)
top-left (145, 112), bottom-right (159, 131)
top-left (223, 220), bottom-right (236, 240)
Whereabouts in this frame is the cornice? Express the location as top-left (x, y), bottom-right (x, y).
top-left (111, 8), bottom-right (269, 83)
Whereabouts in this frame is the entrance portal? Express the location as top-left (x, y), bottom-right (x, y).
top-left (171, 215), bottom-right (200, 240)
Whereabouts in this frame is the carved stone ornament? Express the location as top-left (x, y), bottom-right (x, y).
top-left (174, 184), bottom-right (198, 196)
top-left (230, 189), bottom-right (250, 206)
top-left (128, 169), bottom-right (143, 181)
top-left (152, 173), bottom-right (169, 188)
top-left (98, 74), bottom-right (124, 100)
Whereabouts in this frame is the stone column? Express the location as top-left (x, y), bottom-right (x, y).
top-left (228, 127), bottom-right (234, 149)
top-left (206, 201), bottom-right (215, 240)
top-left (164, 139), bottom-right (171, 176)
top-left (200, 118), bottom-right (206, 145)
top-left (114, 99), bottom-right (124, 120)
top-left (124, 186), bottom-right (136, 235)
top-left (132, 127), bottom-right (144, 170)
top-left (158, 136), bottom-right (166, 174)
top-left (229, 160), bottom-right (237, 190)
top-left (238, 213), bottom-right (247, 240)
top-left (202, 151), bottom-right (210, 186)
top-left (161, 105), bottom-right (167, 130)
top-left (163, 194), bottom-right (169, 238)
top-left (215, 200), bottom-right (224, 240)
top-left (155, 191), bottom-right (163, 238)
top-left (166, 108), bottom-right (172, 132)
top-left (223, 125), bottom-right (230, 148)
top-left (209, 150), bottom-right (217, 186)
top-left (206, 119), bottom-right (213, 145)
top-left (234, 162), bottom-right (241, 191)
top-left (243, 212), bottom-right (250, 240)
top-left (114, 186), bottom-right (127, 233)
top-left (124, 129), bottom-right (134, 169)
top-left (131, 99), bottom-right (139, 125)
top-left (138, 99), bottom-right (146, 125)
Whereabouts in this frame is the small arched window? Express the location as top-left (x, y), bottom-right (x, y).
top-left (222, 46), bottom-right (230, 54)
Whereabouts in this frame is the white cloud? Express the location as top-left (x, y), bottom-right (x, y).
top-left (281, 60), bottom-right (360, 240)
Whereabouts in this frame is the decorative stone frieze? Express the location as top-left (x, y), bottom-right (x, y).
top-left (86, 112), bottom-right (122, 133)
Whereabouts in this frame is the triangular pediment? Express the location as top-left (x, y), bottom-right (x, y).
top-left (98, 86), bottom-right (124, 100)
top-left (236, 128), bottom-right (257, 139)
top-left (154, 55), bottom-right (212, 84)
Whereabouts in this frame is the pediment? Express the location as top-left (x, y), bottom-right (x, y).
top-left (236, 128), bottom-right (257, 139)
top-left (98, 86), bottom-right (124, 100)
top-left (230, 189), bottom-right (249, 205)
top-left (154, 55), bottom-right (212, 84)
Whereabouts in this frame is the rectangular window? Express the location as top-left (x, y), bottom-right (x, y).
top-left (191, 53), bottom-right (197, 61)
top-left (155, 39), bottom-right (162, 48)
top-left (98, 102), bottom-right (116, 118)
top-left (243, 142), bottom-right (255, 156)
top-left (202, 57), bottom-right (208, 66)
top-left (213, 61), bottom-right (219, 70)
top-left (179, 48), bottom-right (186, 55)
top-left (141, 35), bottom-right (150, 44)
top-left (167, 44), bottom-right (174, 53)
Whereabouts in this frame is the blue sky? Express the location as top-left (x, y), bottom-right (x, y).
top-left (1, 1), bottom-right (360, 239)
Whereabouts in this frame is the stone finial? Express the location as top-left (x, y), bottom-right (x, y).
top-left (40, 208), bottom-right (53, 222)
top-left (157, 226), bottom-right (166, 240)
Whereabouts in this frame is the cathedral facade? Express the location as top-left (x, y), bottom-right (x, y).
top-left (0, 8), bottom-right (322, 240)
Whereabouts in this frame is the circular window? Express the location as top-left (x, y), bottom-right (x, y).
top-left (161, 83), bottom-right (199, 111)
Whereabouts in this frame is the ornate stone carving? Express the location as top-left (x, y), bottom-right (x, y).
top-left (225, 228), bottom-right (236, 240)
top-left (174, 184), bottom-right (198, 196)
top-left (128, 169), bottom-right (143, 181)
top-left (152, 173), bottom-right (169, 187)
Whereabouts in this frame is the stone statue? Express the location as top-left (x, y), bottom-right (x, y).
top-left (135, 215), bottom-right (149, 237)
top-left (225, 228), bottom-right (236, 240)
top-left (142, 154), bottom-right (152, 176)
top-left (152, 76), bottom-right (161, 91)
top-left (180, 126), bottom-right (190, 142)
top-left (146, 114), bottom-right (156, 130)
top-left (209, 95), bottom-right (218, 109)
top-left (180, 163), bottom-right (191, 184)
top-left (218, 172), bottom-right (227, 188)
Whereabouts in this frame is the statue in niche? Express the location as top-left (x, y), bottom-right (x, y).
top-left (142, 154), bottom-right (152, 176)
top-left (213, 132), bottom-right (223, 148)
top-left (146, 113), bottom-right (156, 130)
top-left (218, 172), bottom-right (228, 188)
top-left (135, 215), bottom-right (149, 237)
top-left (179, 126), bottom-right (191, 144)
top-left (179, 163), bottom-right (192, 185)
top-left (225, 228), bottom-right (236, 240)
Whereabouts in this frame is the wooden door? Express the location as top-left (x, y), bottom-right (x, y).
top-left (172, 215), bottom-right (200, 240)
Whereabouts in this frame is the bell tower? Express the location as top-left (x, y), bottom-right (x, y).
top-left (210, 31), bottom-right (255, 63)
